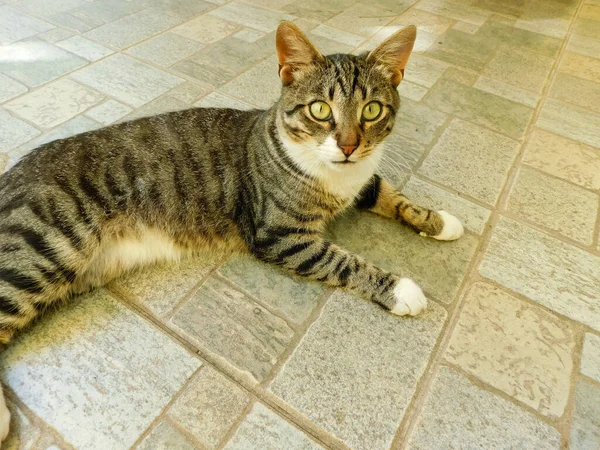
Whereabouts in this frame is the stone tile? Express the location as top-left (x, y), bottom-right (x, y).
top-left (224, 403), bottom-right (323, 450)
top-left (168, 82), bottom-right (212, 104)
top-left (283, 0), bottom-right (355, 23)
top-left (480, 218), bottom-right (600, 332)
top-left (233, 28), bottom-right (266, 43)
top-left (403, 54), bottom-right (449, 88)
top-left (0, 6), bottom-right (54, 44)
top-left (511, 1), bottom-right (574, 39)
top-left (3, 399), bottom-right (42, 450)
top-left (171, 276), bottom-right (294, 382)
top-left (140, 0), bottom-right (216, 21)
top-left (402, 177), bottom-right (491, 234)
top-left (48, 10), bottom-right (104, 33)
top-left (477, 20), bottom-right (562, 58)
top-left (484, 45), bottom-right (554, 94)
top-left (136, 421), bottom-right (196, 450)
top-left (84, 8), bottom-right (181, 50)
top-left (398, 81), bottom-right (428, 101)
top-left (1, 290), bottom-right (201, 450)
top-left (0, 73), bottom-right (27, 104)
top-left (506, 167), bottom-right (598, 245)
top-left (0, 152), bottom-right (7, 174)
top-left (570, 379), bottom-right (600, 450)
top-left (271, 291), bottom-right (446, 450)
top-left (419, 119), bottom-right (520, 205)
top-left (219, 254), bottom-right (324, 325)
top-left (37, 27), bottom-right (74, 44)
top-left (581, 3), bottom-right (600, 20)
top-left (5, 78), bottom-right (103, 129)
top-left (85, 100), bottom-right (132, 125)
top-left (355, 24), bottom-right (436, 55)
top-left (32, 431), bottom-right (65, 450)
top-left (194, 92), bottom-right (252, 110)
top-left (568, 34), bottom-right (600, 59)
top-left (209, 1), bottom-right (295, 33)
top-left (425, 78), bottom-right (534, 139)
top-left (306, 32), bottom-right (353, 55)
top-left (310, 24), bottom-right (364, 47)
top-left (523, 129), bottom-right (600, 190)
top-left (393, 98), bottom-right (447, 144)
top-left (167, 366), bottom-right (250, 449)
top-left (573, 17), bottom-right (600, 40)
top-left (219, 56), bottom-right (280, 109)
top-left (0, 110), bottom-right (40, 153)
top-left (116, 255), bottom-right (218, 318)
top-left (379, 132), bottom-right (426, 187)
top-left (425, 29), bottom-right (496, 71)
top-left (124, 95), bottom-right (189, 120)
top-left (416, 0), bottom-right (490, 25)
top-left (55, 36), bottom-right (112, 62)
top-left (328, 209), bottom-right (479, 303)
top-left (127, 33), bottom-right (204, 68)
top-left (558, 52), bottom-right (600, 84)
top-left (582, 333), bottom-right (600, 383)
top-left (72, 54), bottom-right (184, 108)
top-left (0, 40), bottom-right (87, 88)
top-left (171, 14), bottom-right (240, 44)
top-left (325, 3), bottom-right (394, 38)
top-left (537, 99), bottom-right (600, 149)
top-left (452, 21), bottom-right (480, 34)
top-left (443, 66), bottom-right (478, 85)
top-left (446, 282), bottom-right (575, 418)
top-left (367, 0), bottom-right (418, 15)
top-left (408, 366), bottom-right (562, 449)
top-left (474, 76), bottom-right (540, 108)
top-left (70, 0), bottom-right (145, 24)
top-left (392, 9), bottom-right (453, 36)
top-left (550, 72), bottom-right (600, 114)
top-left (14, 0), bottom-right (87, 18)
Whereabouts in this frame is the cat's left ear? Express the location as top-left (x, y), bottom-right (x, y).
top-left (367, 25), bottom-right (417, 87)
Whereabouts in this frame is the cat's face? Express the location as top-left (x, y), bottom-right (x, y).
top-left (275, 22), bottom-right (416, 182)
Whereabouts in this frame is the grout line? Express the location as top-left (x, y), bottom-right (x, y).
top-left (215, 398), bottom-right (257, 450)
top-left (164, 417), bottom-right (210, 450)
top-left (558, 326), bottom-right (585, 448)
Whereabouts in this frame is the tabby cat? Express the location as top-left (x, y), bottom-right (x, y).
top-left (0, 21), bottom-right (463, 440)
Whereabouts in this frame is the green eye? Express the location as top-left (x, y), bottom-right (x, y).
top-left (362, 101), bottom-right (382, 121)
top-left (309, 101), bottom-right (332, 121)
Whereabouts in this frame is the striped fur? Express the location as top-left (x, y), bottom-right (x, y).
top-left (0, 22), bottom-right (463, 439)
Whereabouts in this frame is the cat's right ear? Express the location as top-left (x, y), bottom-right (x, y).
top-left (276, 21), bottom-right (324, 85)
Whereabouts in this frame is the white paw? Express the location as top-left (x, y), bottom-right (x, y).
top-left (0, 394), bottom-right (10, 443)
top-left (432, 211), bottom-right (464, 241)
top-left (390, 278), bottom-right (427, 316)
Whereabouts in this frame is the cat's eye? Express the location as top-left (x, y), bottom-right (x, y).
top-left (309, 102), bottom-right (332, 121)
top-left (362, 102), bottom-right (382, 121)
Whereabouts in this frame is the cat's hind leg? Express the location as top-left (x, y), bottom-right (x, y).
top-left (355, 175), bottom-right (464, 241)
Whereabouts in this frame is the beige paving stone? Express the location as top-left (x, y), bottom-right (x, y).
top-left (567, 33), bottom-right (600, 59)
top-left (574, 17), bottom-right (600, 40)
top-left (537, 99), bottom-right (600, 149)
top-left (550, 72), bottom-right (600, 114)
top-left (56, 36), bottom-right (112, 62)
top-left (219, 56), bottom-right (280, 109)
top-left (0, 73), bottom-right (27, 104)
top-left (393, 98), bottom-right (448, 144)
top-left (446, 282), bottom-right (575, 418)
top-left (480, 218), bottom-right (600, 332)
top-left (425, 78), bottom-right (534, 139)
top-left (0, 110), bottom-right (40, 153)
top-left (581, 333), bottom-right (600, 383)
top-left (72, 54), bottom-right (184, 108)
top-left (167, 366), bottom-right (250, 449)
top-left (84, 99), bottom-right (132, 125)
top-left (270, 291), bottom-right (446, 450)
top-left (570, 379), bottom-right (600, 449)
top-left (3, 399), bottom-right (42, 450)
top-left (328, 209), bottom-right (479, 303)
top-left (0, 152), bottom-right (8, 174)
top-left (209, 1), bottom-right (295, 33)
top-left (392, 9), bottom-right (453, 36)
top-left (408, 366), bottom-right (562, 449)
top-left (310, 24), bottom-right (364, 47)
top-left (219, 254), bottom-right (324, 325)
top-left (416, 0), bottom-right (490, 25)
top-left (171, 276), bottom-right (294, 382)
top-left (0, 6), bottom-right (54, 45)
top-left (452, 21), bottom-right (480, 34)
top-left (167, 81), bottom-right (212, 104)
top-left (194, 92), bottom-right (252, 110)
top-left (559, 52), bottom-right (600, 84)
top-left (136, 421), bottom-right (196, 450)
top-left (127, 33), bottom-right (205, 68)
top-left (36, 27), bottom-right (74, 44)
top-left (477, 19), bottom-right (562, 58)
top-left (419, 119), bottom-right (520, 205)
top-left (484, 45), bottom-right (554, 93)
top-left (474, 76), bottom-right (540, 108)
top-left (443, 67), bottom-right (478, 85)
top-left (224, 403), bottom-right (323, 450)
top-left (581, 3), bottom-right (600, 20)
top-left (403, 54), bottom-right (449, 88)
top-left (172, 14), bottom-right (240, 44)
top-left (425, 29), bottom-right (496, 71)
top-left (379, 131), bottom-right (427, 187)
top-left (116, 255), bottom-right (218, 318)
top-left (124, 95), bottom-right (189, 120)
top-left (508, 166), bottom-right (599, 243)
top-left (402, 176), bottom-right (491, 235)
top-left (1, 290), bottom-right (201, 450)
top-left (325, 3), bottom-right (394, 38)
top-left (6, 79), bottom-right (103, 129)
top-left (233, 28), bottom-right (266, 43)
top-left (398, 81), bottom-right (428, 101)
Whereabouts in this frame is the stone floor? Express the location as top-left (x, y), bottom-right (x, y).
top-left (1, 0), bottom-right (600, 448)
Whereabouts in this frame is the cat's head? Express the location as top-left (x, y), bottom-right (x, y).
top-left (275, 21), bottom-right (416, 182)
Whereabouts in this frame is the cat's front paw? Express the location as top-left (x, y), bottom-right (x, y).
top-left (431, 211), bottom-right (464, 241)
top-left (390, 278), bottom-right (427, 316)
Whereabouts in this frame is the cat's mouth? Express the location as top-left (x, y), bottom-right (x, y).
top-left (331, 160), bottom-right (357, 164)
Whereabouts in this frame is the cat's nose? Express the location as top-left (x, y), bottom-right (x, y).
top-left (338, 143), bottom-right (359, 156)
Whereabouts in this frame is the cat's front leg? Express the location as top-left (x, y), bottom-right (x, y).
top-left (355, 175), bottom-right (464, 241)
top-left (250, 235), bottom-right (427, 316)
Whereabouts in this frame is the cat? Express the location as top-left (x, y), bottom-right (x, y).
top-left (0, 21), bottom-right (463, 441)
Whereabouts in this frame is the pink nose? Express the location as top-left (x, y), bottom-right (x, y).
top-left (338, 144), bottom-right (358, 156)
